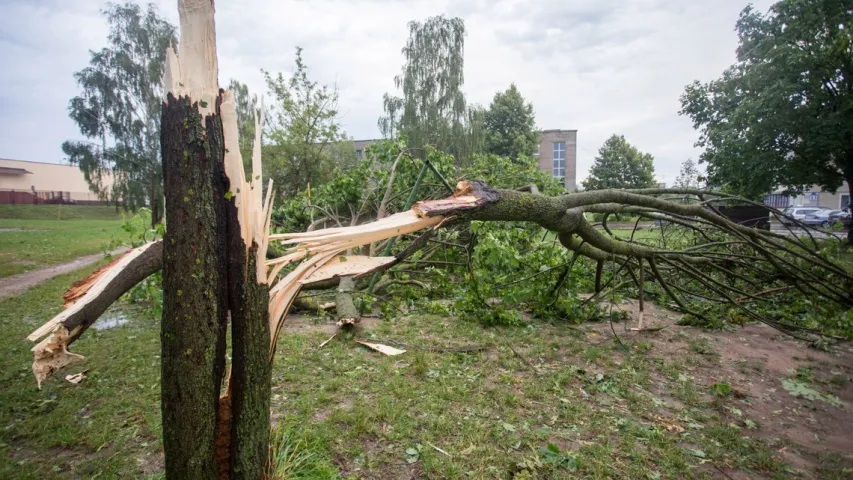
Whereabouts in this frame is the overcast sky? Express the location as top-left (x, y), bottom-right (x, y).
top-left (0, 0), bottom-right (774, 185)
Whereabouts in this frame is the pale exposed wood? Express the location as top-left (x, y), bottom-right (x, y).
top-left (31, 327), bottom-right (83, 389)
top-left (166, 0), bottom-right (218, 118)
top-left (300, 255), bottom-right (397, 285)
top-left (356, 340), bottom-right (406, 356)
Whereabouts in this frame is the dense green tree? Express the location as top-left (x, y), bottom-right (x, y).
top-left (263, 47), bottom-right (349, 200)
top-left (379, 16), bottom-right (482, 162)
top-left (62, 2), bottom-right (177, 226)
top-left (582, 135), bottom-right (657, 190)
top-left (680, 0), bottom-right (853, 199)
top-left (483, 84), bottom-right (538, 161)
top-left (227, 79), bottom-right (258, 171)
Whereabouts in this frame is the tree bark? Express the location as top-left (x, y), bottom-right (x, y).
top-left (335, 276), bottom-right (359, 326)
top-left (226, 209), bottom-right (272, 478)
top-left (161, 93), bottom-right (229, 480)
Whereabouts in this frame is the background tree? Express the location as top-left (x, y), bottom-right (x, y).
top-left (62, 2), bottom-right (177, 226)
top-left (483, 84), bottom-right (538, 161)
top-left (582, 135), bottom-right (657, 190)
top-left (674, 158), bottom-right (704, 189)
top-left (263, 47), bottom-right (349, 200)
top-left (227, 79), bottom-right (258, 171)
top-left (379, 16), bottom-right (482, 162)
top-left (680, 0), bottom-right (853, 200)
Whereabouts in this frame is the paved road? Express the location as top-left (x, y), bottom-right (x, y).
top-left (0, 248), bottom-right (128, 301)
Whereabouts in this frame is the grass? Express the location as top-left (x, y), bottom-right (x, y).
top-left (5, 267), bottom-right (841, 479)
top-left (0, 218), bottom-right (125, 278)
top-left (0, 205), bottom-right (121, 221)
top-left (0, 267), bottom-right (163, 478)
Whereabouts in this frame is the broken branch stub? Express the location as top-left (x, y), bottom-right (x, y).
top-left (27, 241), bottom-right (163, 388)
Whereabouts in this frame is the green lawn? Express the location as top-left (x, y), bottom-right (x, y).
top-left (0, 205), bottom-right (121, 221)
top-left (0, 218), bottom-right (125, 278)
top-left (2, 268), bottom-right (850, 478)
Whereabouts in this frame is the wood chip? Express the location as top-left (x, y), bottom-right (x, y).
top-left (64, 371), bottom-right (88, 385)
top-left (355, 340), bottom-right (406, 356)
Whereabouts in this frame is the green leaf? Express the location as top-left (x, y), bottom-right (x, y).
top-left (710, 383), bottom-right (732, 397)
top-left (781, 378), bottom-right (844, 407)
top-left (683, 448), bottom-right (706, 458)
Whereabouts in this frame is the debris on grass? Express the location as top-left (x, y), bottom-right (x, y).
top-left (781, 378), bottom-right (845, 407)
top-left (64, 371), bottom-right (88, 385)
top-left (355, 340), bottom-right (406, 356)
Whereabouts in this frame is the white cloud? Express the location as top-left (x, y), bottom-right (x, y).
top-left (0, 0), bottom-right (774, 185)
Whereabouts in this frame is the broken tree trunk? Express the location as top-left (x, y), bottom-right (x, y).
top-left (335, 276), bottom-right (359, 327)
top-left (222, 87), bottom-right (272, 477)
top-left (160, 89), bottom-right (228, 479)
top-left (161, 1), bottom-right (274, 478)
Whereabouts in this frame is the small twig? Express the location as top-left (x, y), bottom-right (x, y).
top-left (427, 442), bottom-right (451, 457)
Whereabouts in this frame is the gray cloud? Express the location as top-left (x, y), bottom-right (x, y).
top-left (0, 0), bottom-right (774, 184)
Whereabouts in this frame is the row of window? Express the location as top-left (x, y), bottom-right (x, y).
top-left (534, 142), bottom-right (567, 179)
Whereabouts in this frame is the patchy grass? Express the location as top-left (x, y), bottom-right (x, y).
top-left (2, 271), bottom-right (852, 478)
top-left (0, 218), bottom-right (124, 278)
top-left (0, 267), bottom-right (163, 478)
top-left (0, 205), bottom-right (121, 221)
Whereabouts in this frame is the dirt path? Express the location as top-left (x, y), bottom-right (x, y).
top-left (0, 248), bottom-right (128, 301)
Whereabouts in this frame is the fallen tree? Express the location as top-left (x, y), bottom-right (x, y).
top-left (23, 2), bottom-right (853, 477)
top-left (30, 180), bottom-right (853, 380)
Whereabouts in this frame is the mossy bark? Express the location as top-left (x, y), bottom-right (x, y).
top-left (226, 208), bottom-right (272, 478)
top-left (160, 93), bottom-right (229, 479)
top-left (335, 276), bottom-right (359, 324)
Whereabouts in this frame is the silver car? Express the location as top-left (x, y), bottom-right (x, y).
top-left (780, 207), bottom-right (822, 225)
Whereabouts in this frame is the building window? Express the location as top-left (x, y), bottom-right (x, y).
top-left (841, 194), bottom-right (851, 210)
top-left (552, 142), bottom-right (565, 179)
top-left (356, 149), bottom-right (363, 159)
top-left (535, 144), bottom-right (540, 156)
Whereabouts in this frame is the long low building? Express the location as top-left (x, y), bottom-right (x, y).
top-left (764, 182), bottom-right (851, 210)
top-left (0, 158), bottom-right (111, 205)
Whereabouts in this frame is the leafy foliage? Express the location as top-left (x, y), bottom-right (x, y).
top-left (107, 208), bottom-right (163, 318)
top-left (457, 221), bottom-right (602, 327)
top-left (483, 84), bottom-right (538, 161)
top-left (582, 135), bottom-right (657, 190)
top-left (680, 0), bottom-right (853, 198)
top-left (263, 47), bottom-right (352, 200)
top-left (62, 2), bottom-right (177, 226)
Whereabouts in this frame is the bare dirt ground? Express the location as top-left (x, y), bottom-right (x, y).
top-left (0, 248), bottom-right (127, 300)
top-left (602, 298), bottom-right (853, 477)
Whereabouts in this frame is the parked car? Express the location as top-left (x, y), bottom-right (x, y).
top-left (780, 207), bottom-right (822, 225)
top-left (829, 209), bottom-right (851, 222)
top-left (801, 210), bottom-right (837, 228)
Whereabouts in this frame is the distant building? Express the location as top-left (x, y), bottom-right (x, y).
top-left (764, 182), bottom-right (851, 210)
top-left (0, 158), bottom-right (111, 205)
top-left (352, 139), bottom-right (375, 160)
top-left (350, 129), bottom-right (578, 190)
top-left (535, 130), bottom-right (577, 190)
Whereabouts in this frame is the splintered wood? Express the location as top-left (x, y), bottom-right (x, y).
top-left (27, 242), bottom-right (160, 388)
top-left (265, 210), bottom-right (443, 359)
top-left (25, 178), bottom-right (491, 385)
